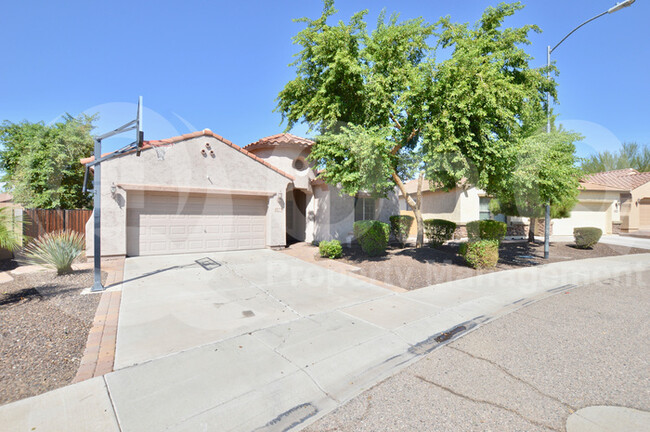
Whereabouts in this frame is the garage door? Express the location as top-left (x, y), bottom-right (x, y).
top-left (127, 192), bottom-right (267, 256)
top-left (552, 202), bottom-right (610, 236)
top-left (640, 198), bottom-right (650, 229)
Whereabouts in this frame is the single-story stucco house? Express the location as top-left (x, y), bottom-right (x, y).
top-left (579, 168), bottom-right (650, 233)
top-left (398, 179), bottom-right (521, 239)
top-left (82, 130), bottom-right (398, 257)
top-left (397, 172), bottom-right (640, 238)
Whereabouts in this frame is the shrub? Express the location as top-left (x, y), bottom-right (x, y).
top-left (467, 220), bottom-right (507, 243)
top-left (573, 227), bottom-right (602, 249)
top-left (318, 240), bottom-right (343, 259)
top-left (353, 220), bottom-right (389, 256)
top-left (423, 219), bottom-right (457, 247)
top-left (389, 215), bottom-right (414, 248)
top-left (20, 230), bottom-right (85, 275)
top-left (459, 240), bottom-right (499, 269)
top-left (0, 208), bottom-right (23, 251)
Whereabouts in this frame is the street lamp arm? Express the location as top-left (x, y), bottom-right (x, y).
top-left (550, 11), bottom-right (607, 54)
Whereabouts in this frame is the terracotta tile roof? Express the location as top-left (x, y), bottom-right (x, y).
top-left (579, 181), bottom-right (626, 192)
top-left (80, 129), bottom-right (295, 181)
top-left (244, 133), bottom-right (315, 152)
top-left (582, 168), bottom-right (650, 191)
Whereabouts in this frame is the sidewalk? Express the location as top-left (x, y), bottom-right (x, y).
top-left (1, 252), bottom-right (649, 432)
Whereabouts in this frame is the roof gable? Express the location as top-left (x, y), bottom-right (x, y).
top-left (80, 129), bottom-right (295, 181)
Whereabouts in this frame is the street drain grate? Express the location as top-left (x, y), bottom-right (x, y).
top-left (195, 257), bottom-right (221, 271)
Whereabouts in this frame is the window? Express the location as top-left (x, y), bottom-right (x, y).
top-left (479, 197), bottom-right (506, 222)
top-left (479, 197), bottom-right (491, 221)
top-left (355, 197), bottom-right (377, 221)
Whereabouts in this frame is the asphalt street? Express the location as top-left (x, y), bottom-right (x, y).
top-left (304, 270), bottom-right (650, 432)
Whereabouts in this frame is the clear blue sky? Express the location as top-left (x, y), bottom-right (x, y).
top-left (1, 0), bottom-right (648, 158)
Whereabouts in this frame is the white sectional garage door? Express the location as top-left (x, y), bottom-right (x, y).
top-left (552, 202), bottom-right (610, 236)
top-left (127, 192), bottom-right (267, 256)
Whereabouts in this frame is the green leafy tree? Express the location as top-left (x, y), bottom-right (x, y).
top-left (490, 129), bottom-right (583, 242)
top-left (581, 142), bottom-right (650, 174)
top-left (276, 1), bottom-right (553, 247)
top-left (0, 114), bottom-right (96, 209)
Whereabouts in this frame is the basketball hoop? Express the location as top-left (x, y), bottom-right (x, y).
top-left (84, 96), bottom-right (145, 292)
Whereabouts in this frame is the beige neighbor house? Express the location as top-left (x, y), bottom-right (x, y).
top-left (82, 130), bottom-right (398, 257)
top-left (398, 174), bottom-right (631, 239)
top-left (397, 179), bottom-right (519, 239)
top-left (576, 168), bottom-right (650, 233)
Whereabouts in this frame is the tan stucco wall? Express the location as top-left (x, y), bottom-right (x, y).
top-left (625, 182), bottom-right (650, 230)
top-left (398, 186), bottom-right (482, 224)
top-left (311, 186), bottom-right (399, 244)
top-left (86, 136), bottom-right (291, 256)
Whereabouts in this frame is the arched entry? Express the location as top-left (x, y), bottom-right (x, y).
top-left (286, 186), bottom-right (307, 244)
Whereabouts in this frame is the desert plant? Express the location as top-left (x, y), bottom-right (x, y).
top-left (353, 220), bottom-right (390, 256)
top-left (20, 230), bottom-right (85, 275)
top-left (318, 240), bottom-right (343, 259)
top-left (459, 240), bottom-right (499, 269)
top-left (466, 220), bottom-right (507, 243)
top-left (389, 215), bottom-right (414, 248)
top-left (0, 207), bottom-right (22, 251)
top-left (423, 219), bottom-right (457, 247)
top-left (573, 227), bottom-right (602, 249)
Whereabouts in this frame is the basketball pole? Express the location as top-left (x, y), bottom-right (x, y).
top-left (88, 96), bottom-right (143, 292)
top-left (91, 136), bottom-right (103, 292)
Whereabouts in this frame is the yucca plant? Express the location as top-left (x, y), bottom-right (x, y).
top-left (21, 230), bottom-right (85, 275)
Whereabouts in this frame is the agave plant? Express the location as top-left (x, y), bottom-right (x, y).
top-left (21, 230), bottom-right (85, 275)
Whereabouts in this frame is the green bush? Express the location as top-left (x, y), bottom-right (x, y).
top-left (318, 240), bottom-right (343, 259)
top-left (573, 227), bottom-right (602, 249)
top-left (459, 240), bottom-right (499, 269)
top-left (466, 220), bottom-right (507, 243)
top-left (353, 220), bottom-right (389, 256)
top-left (423, 219), bottom-right (457, 247)
top-left (389, 215), bottom-right (414, 248)
top-left (21, 230), bottom-right (85, 275)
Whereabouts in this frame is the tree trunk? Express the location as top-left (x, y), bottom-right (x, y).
top-left (392, 171), bottom-right (425, 248)
top-left (528, 218), bottom-right (536, 243)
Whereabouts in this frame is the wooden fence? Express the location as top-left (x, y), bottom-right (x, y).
top-left (23, 209), bottom-right (92, 240)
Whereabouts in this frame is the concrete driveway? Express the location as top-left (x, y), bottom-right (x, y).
top-left (115, 250), bottom-right (391, 368)
top-left (115, 250), bottom-right (391, 370)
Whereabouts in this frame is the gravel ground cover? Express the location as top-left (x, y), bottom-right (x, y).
top-left (317, 241), bottom-right (647, 290)
top-left (0, 267), bottom-right (103, 405)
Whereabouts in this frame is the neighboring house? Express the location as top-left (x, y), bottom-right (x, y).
top-left (398, 179), bottom-right (513, 239)
top-left (82, 130), bottom-right (398, 257)
top-left (397, 176), bottom-right (624, 239)
top-left (576, 168), bottom-right (650, 233)
top-left (551, 181), bottom-right (623, 236)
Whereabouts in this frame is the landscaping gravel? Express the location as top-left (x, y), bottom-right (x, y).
top-left (330, 241), bottom-right (647, 290)
top-left (0, 268), bottom-right (103, 405)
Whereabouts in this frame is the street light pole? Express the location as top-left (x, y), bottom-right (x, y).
top-left (543, 0), bottom-right (635, 260)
